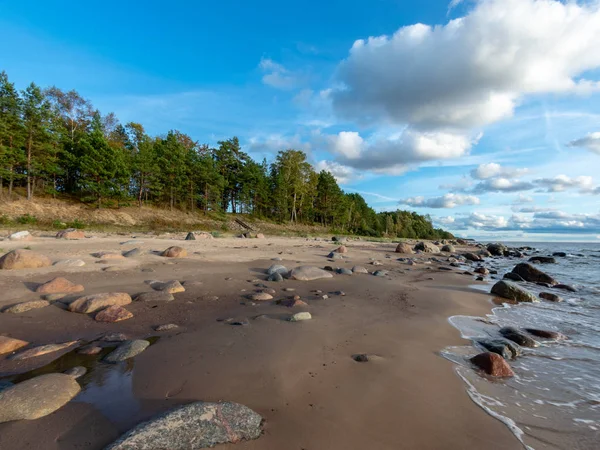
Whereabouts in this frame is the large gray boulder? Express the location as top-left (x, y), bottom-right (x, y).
top-left (511, 263), bottom-right (557, 285)
top-left (414, 242), bottom-right (439, 253)
top-left (104, 340), bottom-right (150, 363)
top-left (0, 374), bottom-right (80, 422)
top-left (289, 266), bottom-right (333, 281)
top-left (105, 401), bottom-right (263, 450)
top-left (266, 264), bottom-right (288, 276)
top-left (487, 243), bottom-right (507, 256)
top-left (491, 280), bottom-right (538, 303)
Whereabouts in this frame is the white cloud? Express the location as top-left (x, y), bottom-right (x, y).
top-left (470, 163), bottom-right (529, 180)
top-left (314, 160), bottom-right (361, 184)
top-left (332, 0), bottom-right (600, 129)
top-left (513, 194), bottom-right (534, 204)
top-left (471, 177), bottom-right (535, 194)
top-left (535, 174), bottom-right (594, 192)
top-left (568, 131), bottom-right (600, 155)
top-left (403, 193), bottom-right (480, 208)
top-left (259, 58), bottom-right (298, 90)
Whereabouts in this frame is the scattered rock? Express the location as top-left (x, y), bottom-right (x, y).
top-left (487, 243), bottom-right (507, 256)
top-left (77, 345), bottom-right (102, 355)
top-left (3, 300), bottom-right (50, 314)
top-left (280, 298), bottom-right (308, 308)
top-left (370, 260), bottom-right (383, 266)
top-left (352, 354), bottom-right (369, 362)
top-left (491, 280), bottom-right (538, 303)
top-left (337, 268), bottom-right (353, 275)
top-left (476, 276), bottom-right (484, 281)
top-left (0, 336), bottom-right (29, 355)
top-left (441, 244), bottom-right (455, 253)
top-left (290, 312), bottom-right (312, 322)
top-left (476, 338), bottom-right (521, 360)
top-left (529, 256), bottom-right (556, 264)
top-left (104, 339), bottom-right (150, 363)
top-left (0, 249), bottom-right (52, 270)
top-left (95, 305), bottom-right (133, 323)
top-left (152, 280), bottom-right (185, 294)
top-left (249, 292), bottom-right (273, 301)
top-left (56, 229), bottom-right (85, 240)
top-left (104, 401), bottom-right (263, 450)
top-left (511, 263), bottom-right (557, 285)
top-left (352, 266), bottom-right (368, 274)
top-left (524, 328), bottom-right (565, 339)
top-left (267, 272), bottom-right (284, 282)
top-left (267, 264), bottom-right (288, 275)
top-left (53, 259), bottom-right (85, 267)
top-left (499, 327), bottom-right (539, 348)
top-left (289, 266), bottom-right (333, 281)
top-left (100, 332), bottom-right (128, 342)
top-left (185, 232), bottom-right (196, 240)
top-left (470, 352), bottom-right (514, 377)
top-left (0, 374), bottom-right (81, 422)
top-left (503, 272), bottom-right (524, 282)
top-left (42, 293), bottom-right (67, 301)
top-left (93, 251), bottom-right (125, 260)
top-left (463, 252), bottom-right (482, 262)
top-left (335, 245), bottom-right (348, 253)
top-left (36, 277), bottom-right (84, 294)
top-left (161, 246), bottom-right (187, 258)
top-left (539, 292), bottom-right (563, 302)
top-left (552, 252), bottom-right (567, 257)
top-left (373, 270), bottom-right (388, 277)
top-left (554, 284), bottom-right (577, 292)
top-left (68, 292), bottom-right (132, 314)
top-left (256, 233), bottom-right (265, 239)
top-left (135, 291), bottom-right (175, 302)
top-left (64, 366), bottom-right (87, 379)
top-left (9, 341), bottom-right (78, 361)
top-left (123, 248), bottom-right (142, 258)
top-left (154, 323), bottom-right (179, 331)
top-left (395, 243), bottom-right (414, 254)
top-left (8, 231), bottom-right (33, 241)
top-left (474, 267), bottom-right (489, 275)
top-left (414, 242), bottom-right (440, 253)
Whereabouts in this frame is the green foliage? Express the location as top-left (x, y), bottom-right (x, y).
top-left (16, 214), bottom-right (37, 224)
top-left (210, 231), bottom-right (222, 238)
top-left (66, 218), bottom-right (86, 229)
top-left (0, 214), bottom-right (11, 225)
top-left (51, 219), bottom-right (67, 229)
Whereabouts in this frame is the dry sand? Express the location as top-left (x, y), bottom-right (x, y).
top-left (0, 233), bottom-right (520, 449)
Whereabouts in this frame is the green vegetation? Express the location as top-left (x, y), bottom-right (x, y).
top-left (0, 70), bottom-right (452, 240)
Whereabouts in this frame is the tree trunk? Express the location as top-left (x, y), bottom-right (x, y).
top-left (27, 132), bottom-right (33, 200)
top-left (8, 167), bottom-right (13, 199)
top-left (138, 175), bottom-right (144, 207)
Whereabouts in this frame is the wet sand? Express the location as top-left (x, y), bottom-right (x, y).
top-left (0, 234), bottom-right (520, 449)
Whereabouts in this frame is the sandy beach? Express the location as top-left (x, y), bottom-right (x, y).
top-left (0, 233), bottom-right (520, 449)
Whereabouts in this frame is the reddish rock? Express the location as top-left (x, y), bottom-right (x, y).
top-left (95, 305), bottom-right (133, 323)
top-left (56, 229), bottom-right (85, 240)
top-left (475, 267), bottom-right (489, 275)
top-left (36, 277), bottom-right (84, 294)
top-left (0, 249), bottom-right (52, 270)
top-left (524, 328), bottom-right (565, 340)
top-left (335, 245), bottom-right (348, 253)
top-left (68, 292), bottom-right (132, 314)
top-left (3, 300), bottom-right (50, 313)
top-left (161, 246), bottom-right (187, 258)
top-left (280, 298), bottom-right (308, 308)
top-left (470, 352), bottom-right (514, 377)
top-left (256, 233), bottom-right (265, 239)
top-left (395, 243), bottom-right (414, 254)
top-left (0, 336), bottom-right (29, 354)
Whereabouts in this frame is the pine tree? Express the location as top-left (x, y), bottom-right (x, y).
top-left (0, 71), bottom-right (24, 198)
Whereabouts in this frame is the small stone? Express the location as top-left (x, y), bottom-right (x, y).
top-left (53, 259), bottom-right (86, 267)
top-left (352, 354), bottom-right (369, 362)
top-left (373, 270), bottom-right (388, 277)
top-left (64, 366), bottom-right (87, 379)
top-left (539, 292), bottom-right (563, 302)
top-left (289, 266), bottom-right (333, 281)
top-left (56, 229), bottom-right (85, 240)
top-left (95, 305), bottom-right (133, 323)
top-left (135, 291), bottom-right (175, 302)
top-left (3, 300), bottom-right (50, 314)
top-left (152, 280), bottom-right (185, 294)
top-left (474, 267), bottom-right (489, 275)
top-left (335, 245), bottom-right (348, 253)
top-left (9, 341), bottom-right (79, 361)
top-left (250, 292), bottom-right (273, 301)
top-left (161, 246), bottom-right (187, 258)
top-left (290, 312), bottom-right (312, 322)
top-left (0, 336), bottom-right (29, 355)
top-left (470, 352), bottom-right (514, 377)
top-left (77, 345), bottom-right (102, 355)
top-left (8, 231), bottom-right (33, 241)
top-left (104, 339), bottom-right (150, 363)
top-left (36, 277), bottom-right (84, 294)
top-left (123, 248), bottom-right (142, 258)
top-left (524, 328), bottom-right (565, 339)
top-left (322, 295), bottom-right (329, 299)
top-left (337, 268), bottom-right (353, 275)
top-left (100, 332), bottom-right (128, 342)
top-left (154, 323), bottom-right (179, 331)
top-left (352, 266), bottom-right (368, 274)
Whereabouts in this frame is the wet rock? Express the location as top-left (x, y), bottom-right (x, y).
top-left (64, 366), bottom-right (87, 379)
top-left (36, 277), bottom-right (84, 294)
top-left (352, 265), bottom-right (368, 274)
top-left (524, 328), bottom-right (565, 340)
top-left (373, 270), bottom-right (388, 277)
top-left (554, 284), bottom-right (577, 292)
top-left (161, 246), bottom-right (187, 258)
top-left (152, 280), bottom-right (185, 294)
top-left (9, 231), bottom-right (33, 241)
top-left (414, 242), bottom-right (439, 253)
top-left (0, 249), bottom-right (52, 270)
top-left (463, 252), bottom-right (482, 262)
top-left (511, 263), bottom-right (557, 285)
top-left (53, 259), bottom-right (86, 267)
top-left (536, 282), bottom-right (550, 288)
top-left (0, 374), bottom-right (81, 422)
top-left (105, 401), bottom-right (262, 450)
top-left (395, 243), bottom-right (414, 254)
top-left (476, 276), bottom-right (484, 281)
top-left (135, 291), bottom-right (175, 302)
top-left (476, 338), bottom-right (521, 360)
top-left (491, 280), bottom-right (538, 303)
top-left (552, 252), bottom-right (567, 257)
top-left (529, 256), bottom-right (556, 264)
top-left (470, 352), bottom-right (514, 377)
top-left (267, 264), bottom-right (288, 276)
top-left (77, 345), bottom-right (102, 355)
top-left (56, 229), bottom-right (85, 240)
top-left (0, 336), bottom-right (29, 355)
top-left (9, 341), bottom-right (79, 361)
top-left (441, 244), bottom-right (455, 253)
top-left (68, 292), bottom-right (132, 313)
top-left (249, 292), bottom-right (273, 301)
top-left (95, 305), bottom-right (133, 323)
top-left (487, 243), bottom-right (507, 256)
top-left (474, 267), bottom-right (489, 275)
top-left (479, 249), bottom-right (492, 258)
top-left (337, 268), bottom-right (353, 275)
top-left (267, 272), bottom-right (284, 282)
top-left (290, 312), bottom-right (312, 322)
top-left (104, 339), bottom-right (150, 363)
top-left (539, 292), bottom-right (563, 302)
top-left (499, 327), bottom-right (539, 347)
top-left (123, 248), bottom-right (142, 258)
top-left (289, 266), bottom-right (333, 281)
top-left (3, 300), bottom-right (50, 314)
top-left (503, 272), bottom-right (524, 282)
top-left (154, 323), bottom-right (179, 331)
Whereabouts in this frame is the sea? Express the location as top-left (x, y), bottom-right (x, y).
top-left (442, 242), bottom-right (600, 450)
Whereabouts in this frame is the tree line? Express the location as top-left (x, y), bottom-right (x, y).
top-left (0, 71), bottom-right (452, 239)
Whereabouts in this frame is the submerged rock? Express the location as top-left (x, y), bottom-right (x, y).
top-left (470, 352), bottom-right (514, 377)
top-left (105, 401), bottom-right (263, 450)
top-left (64, 366), bottom-right (87, 379)
top-left (554, 284), bottom-right (577, 292)
top-left (491, 281), bottom-right (538, 303)
top-left (499, 327), bottom-right (539, 348)
top-left (0, 249), bottom-right (52, 270)
top-left (104, 339), bottom-right (150, 363)
top-left (539, 292), bottom-right (563, 302)
top-left (511, 263), bottom-right (557, 285)
top-left (0, 374), bottom-right (81, 422)
top-left (524, 328), bottom-right (565, 340)
top-left (552, 252), bottom-right (567, 257)
top-left (529, 256), bottom-right (556, 264)
top-left (289, 266), bottom-right (333, 281)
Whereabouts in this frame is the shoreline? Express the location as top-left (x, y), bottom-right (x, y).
top-left (0, 234), bottom-right (521, 449)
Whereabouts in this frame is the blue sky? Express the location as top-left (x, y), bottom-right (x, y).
top-left (2, 0), bottom-right (600, 241)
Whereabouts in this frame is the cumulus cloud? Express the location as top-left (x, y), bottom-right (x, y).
top-left (470, 163), bottom-right (529, 180)
top-left (471, 178), bottom-right (535, 194)
top-left (332, 0), bottom-right (600, 130)
top-left (535, 175), bottom-right (594, 193)
top-left (402, 193), bottom-right (480, 208)
top-left (567, 132), bottom-right (600, 155)
top-left (314, 160), bottom-right (361, 184)
top-left (259, 58), bottom-right (298, 90)
top-left (513, 194), bottom-right (534, 204)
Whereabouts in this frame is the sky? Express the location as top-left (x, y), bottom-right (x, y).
top-left (2, 0), bottom-right (600, 241)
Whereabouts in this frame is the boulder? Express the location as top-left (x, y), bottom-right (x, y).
top-left (9, 341), bottom-right (78, 361)
top-left (152, 280), bottom-right (185, 294)
top-left (524, 328), bottom-right (565, 340)
top-left (8, 231), bottom-right (33, 241)
top-left (3, 300), bottom-right (50, 314)
top-left (529, 256), bottom-right (556, 264)
top-left (0, 249), bottom-right (52, 270)
top-left (185, 232), bottom-right (196, 240)
top-left (267, 264), bottom-right (288, 276)
top-left (503, 272), bottom-right (524, 282)
top-left (395, 243), bottom-right (414, 254)
top-left (104, 339), bottom-right (150, 363)
top-left (373, 270), bottom-right (388, 277)
top-left (414, 242), bottom-right (439, 253)
top-left (352, 266), bottom-right (368, 274)
top-left (105, 401), bottom-right (262, 450)
top-left (95, 305), bottom-right (133, 323)
top-left (539, 292), bottom-right (562, 302)
top-left (53, 259), bottom-right (85, 267)
top-left (486, 243), bottom-right (507, 256)
top-left (68, 292), bottom-right (132, 314)
top-left (135, 291), bottom-right (175, 302)
top-left (290, 312), bottom-right (312, 322)
top-left (56, 229), bottom-right (85, 240)
top-left (289, 266), bottom-right (333, 281)
top-left (476, 338), bottom-right (521, 360)
top-left (267, 272), bottom-right (284, 282)
top-left (499, 327), bottom-right (539, 347)
top-left (35, 277), bottom-right (84, 294)
top-left (463, 252), bottom-right (482, 262)
top-left (337, 268), bottom-right (353, 275)
top-left (0, 374), bottom-right (81, 422)
top-left (470, 352), bottom-right (514, 377)
top-left (335, 245), bottom-right (348, 253)
top-left (554, 284), bottom-right (577, 292)
top-left (474, 267), bottom-right (489, 275)
top-left (511, 263), bottom-right (557, 285)
top-left (64, 366), bottom-right (87, 379)
top-left (491, 281), bottom-right (538, 303)
top-left (123, 248), bottom-right (142, 258)
top-left (161, 246), bottom-right (187, 258)
top-left (441, 244), bottom-right (455, 253)
top-left (0, 336), bottom-right (29, 355)
top-left (478, 249), bottom-right (492, 258)
top-left (249, 292), bottom-right (273, 301)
